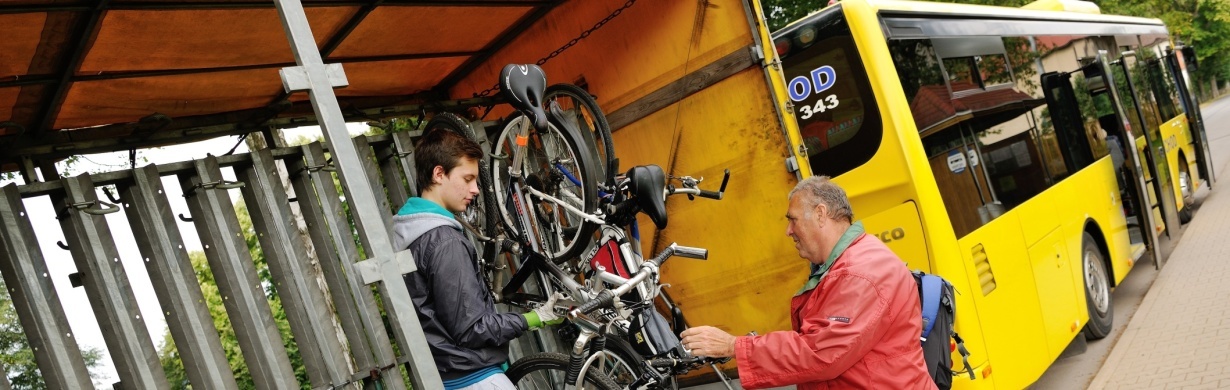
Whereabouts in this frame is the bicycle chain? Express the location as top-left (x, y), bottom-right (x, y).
top-left (473, 0), bottom-right (639, 99)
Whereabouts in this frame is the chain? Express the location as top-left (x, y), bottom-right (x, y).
top-left (474, 0), bottom-right (639, 98)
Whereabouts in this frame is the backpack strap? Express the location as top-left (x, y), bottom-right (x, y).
top-left (919, 274), bottom-right (942, 341)
top-left (953, 333), bottom-right (975, 379)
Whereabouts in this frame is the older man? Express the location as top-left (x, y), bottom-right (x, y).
top-left (681, 176), bottom-right (935, 389)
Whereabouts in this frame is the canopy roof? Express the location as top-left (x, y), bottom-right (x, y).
top-left (0, 0), bottom-right (563, 171)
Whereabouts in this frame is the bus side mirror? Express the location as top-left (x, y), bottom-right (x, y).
top-left (1181, 46), bottom-right (1198, 71)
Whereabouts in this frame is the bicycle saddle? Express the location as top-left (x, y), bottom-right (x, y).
top-left (627, 165), bottom-right (668, 229)
top-left (498, 64), bottom-right (548, 131)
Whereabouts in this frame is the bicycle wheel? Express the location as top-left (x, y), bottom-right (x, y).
top-left (544, 83), bottom-right (616, 188)
top-left (506, 352), bottom-right (621, 390)
top-left (586, 335), bottom-right (645, 388)
top-left (424, 113), bottom-right (500, 281)
top-left (491, 112), bottom-right (600, 263)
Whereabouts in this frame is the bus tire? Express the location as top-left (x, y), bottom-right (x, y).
top-left (1082, 232), bottom-right (1113, 340)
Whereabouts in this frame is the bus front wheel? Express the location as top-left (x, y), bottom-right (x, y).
top-left (1082, 232), bottom-right (1113, 340)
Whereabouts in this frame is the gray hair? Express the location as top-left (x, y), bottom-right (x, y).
top-left (789, 176), bottom-right (853, 223)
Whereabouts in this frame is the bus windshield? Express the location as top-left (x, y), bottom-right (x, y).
top-left (775, 7), bottom-right (881, 177)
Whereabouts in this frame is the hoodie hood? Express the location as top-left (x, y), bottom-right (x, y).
top-left (392, 197), bottom-right (461, 248)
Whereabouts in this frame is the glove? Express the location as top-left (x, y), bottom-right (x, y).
top-left (523, 292), bottom-right (566, 330)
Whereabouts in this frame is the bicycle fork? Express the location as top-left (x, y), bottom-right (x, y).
top-left (566, 317), bottom-right (610, 389)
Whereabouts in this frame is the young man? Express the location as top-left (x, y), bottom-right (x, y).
top-left (392, 129), bottom-right (561, 389)
top-left (681, 176), bottom-right (935, 389)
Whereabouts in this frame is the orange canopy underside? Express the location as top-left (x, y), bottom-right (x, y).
top-left (0, 0), bottom-right (556, 161)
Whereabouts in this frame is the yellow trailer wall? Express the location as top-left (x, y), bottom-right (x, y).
top-left (449, 0), bottom-right (807, 378)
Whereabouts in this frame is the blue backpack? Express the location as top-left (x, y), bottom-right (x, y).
top-left (914, 271), bottom-right (974, 390)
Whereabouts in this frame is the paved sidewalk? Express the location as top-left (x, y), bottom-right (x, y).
top-left (1088, 182), bottom-right (1230, 388)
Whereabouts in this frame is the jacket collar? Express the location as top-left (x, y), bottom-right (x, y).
top-left (794, 221), bottom-right (865, 296)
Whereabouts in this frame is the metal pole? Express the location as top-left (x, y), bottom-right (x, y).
top-left (179, 156), bottom-right (299, 389)
top-left (118, 165), bottom-right (237, 389)
top-left (236, 148), bottom-right (349, 387)
top-left (271, 0), bottom-right (441, 386)
top-left (57, 174), bottom-right (169, 389)
top-left (0, 184), bottom-right (93, 389)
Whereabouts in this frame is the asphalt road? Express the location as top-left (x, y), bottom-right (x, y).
top-left (1031, 93), bottom-right (1230, 389)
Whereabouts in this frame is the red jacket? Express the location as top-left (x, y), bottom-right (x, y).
top-left (734, 233), bottom-right (936, 389)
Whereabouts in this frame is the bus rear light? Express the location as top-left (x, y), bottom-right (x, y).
top-left (774, 38), bottom-right (791, 57)
top-left (795, 25), bottom-right (818, 48)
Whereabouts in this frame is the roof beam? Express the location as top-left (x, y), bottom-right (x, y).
top-left (321, 0), bottom-right (384, 57)
top-left (0, 93), bottom-right (502, 163)
top-left (0, 51), bottom-right (478, 89)
top-left (436, 0), bottom-right (564, 95)
top-left (33, 0), bottom-right (110, 135)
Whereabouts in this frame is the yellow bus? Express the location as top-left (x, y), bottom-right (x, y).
top-left (761, 0), bottom-right (1214, 388)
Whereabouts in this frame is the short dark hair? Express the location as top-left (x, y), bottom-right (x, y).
top-left (414, 129), bottom-right (484, 194)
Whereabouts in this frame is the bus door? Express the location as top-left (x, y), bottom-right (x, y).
top-left (1088, 50), bottom-right (1167, 268)
top-left (1167, 46), bottom-right (1216, 188)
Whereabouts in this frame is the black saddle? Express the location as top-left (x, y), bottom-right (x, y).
top-left (627, 165), bottom-right (667, 229)
top-left (499, 64), bottom-right (548, 130)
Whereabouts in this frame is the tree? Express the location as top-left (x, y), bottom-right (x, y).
top-left (761, 0), bottom-right (827, 31)
top-left (0, 280), bottom-right (107, 389)
top-left (157, 201), bottom-right (309, 389)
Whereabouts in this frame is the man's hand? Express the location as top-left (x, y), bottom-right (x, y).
top-left (680, 326), bottom-right (737, 358)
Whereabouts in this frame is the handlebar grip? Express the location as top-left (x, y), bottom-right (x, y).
top-left (672, 245), bottom-right (708, 260)
top-left (697, 189), bottom-right (723, 200)
top-left (577, 290), bottom-right (616, 314)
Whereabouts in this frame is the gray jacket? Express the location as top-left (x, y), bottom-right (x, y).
top-left (392, 200), bottom-right (528, 378)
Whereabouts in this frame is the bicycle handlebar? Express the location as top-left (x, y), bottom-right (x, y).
top-left (665, 169), bottom-right (730, 201)
top-left (572, 243), bottom-right (706, 316)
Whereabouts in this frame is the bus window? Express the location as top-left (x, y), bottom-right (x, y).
top-left (943, 53), bottom-right (1013, 93)
top-left (1041, 71), bottom-right (1096, 174)
top-left (888, 39), bottom-right (947, 132)
top-left (777, 6), bottom-right (882, 177)
top-left (1144, 59), bottom-right (1181, 121)
top-left (899, 35), bottom-right (1067, 237)
top-left (1122, 54), bottom-right (1164, 133)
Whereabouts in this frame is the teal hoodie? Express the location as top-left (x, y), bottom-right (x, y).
top-left (392, 197), bottom-right (461, 250)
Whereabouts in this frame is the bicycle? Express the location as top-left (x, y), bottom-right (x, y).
top-left (499, 163), bottom-right (731, 390)
top-left (489, 63), bottom-right (733, 389)
top-left (491, 64), bottom-right (605, 264)
top-left (505, 243), bottom-right (725, 390)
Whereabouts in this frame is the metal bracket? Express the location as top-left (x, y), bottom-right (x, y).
top-left (353, 250), bottom-right (417, 285)
top-left (56, 199), bottom-right (120, 220)
top-left (280, 63), bottom-right (349, 93)
top-left (183, 179), bottom-right (246, 198)
top-left (785, 156), bottom-right (800, 173)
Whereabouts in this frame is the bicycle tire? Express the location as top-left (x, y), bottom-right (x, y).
top-left (544, 83), bottom-right (616, 188)
top-left (491, 111), bottom-right (600, 263)
top-left (586, 334), bottom-right (646, 388)
top-left (506, 352), bottom-right (621, 390)
top-left (424, 112), bottom-right (500, 273)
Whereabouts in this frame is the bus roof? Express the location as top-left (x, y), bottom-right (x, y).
top-left (871, 0), bottom-right (1163, 26)
top-left (777, 0), bottom-right (1164, 35)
